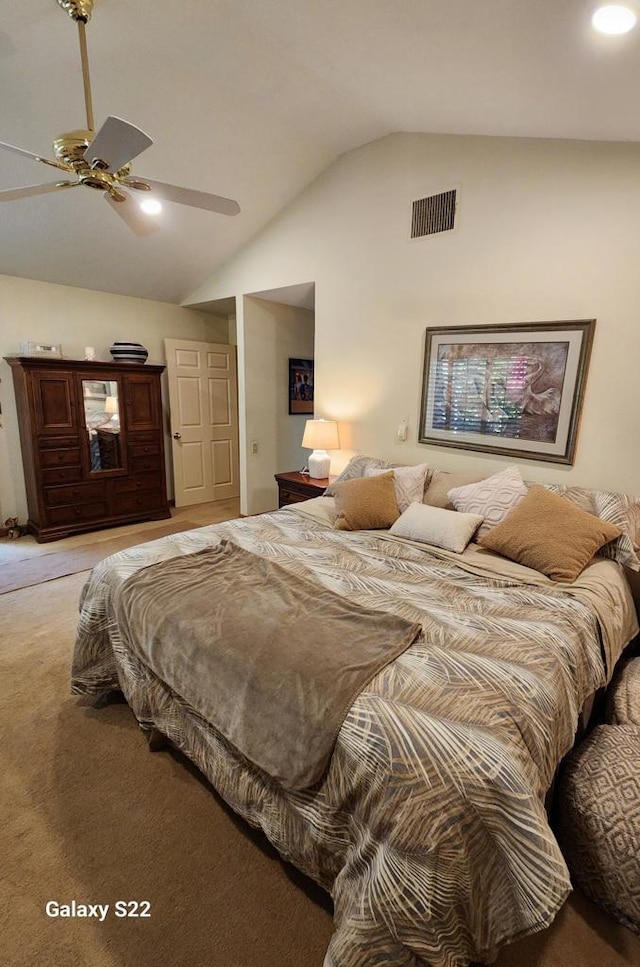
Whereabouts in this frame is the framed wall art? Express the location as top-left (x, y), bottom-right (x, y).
top-left (288, 358), bottom-right (314, 415)
top-left (418, 320), bottom-right (595, 464)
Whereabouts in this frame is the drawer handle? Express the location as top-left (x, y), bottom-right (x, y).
top-left (57, 454), bottom-right (64, 462)
top-left (75, 509), bottom-right (82, 516)
top-left (143, 446), bottom-right (150, 452)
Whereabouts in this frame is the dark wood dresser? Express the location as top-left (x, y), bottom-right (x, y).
top-left (6, 356), bottom-right (171, 542)
top-left (274, 470), bottom-right (330, 508)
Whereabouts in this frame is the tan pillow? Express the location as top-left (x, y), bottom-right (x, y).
top-left (364, 464), bottom-right (430, 513)
top-left (479, 485), bottom-right (622, 583)
top-left (423, 470), bottom-right (488, 510)
top-left (542, 483), bottom-right (640, 571)
top-left (333, 472), bottom-right (400, 531)
top-left (323, 454), bottom-right (391, 496)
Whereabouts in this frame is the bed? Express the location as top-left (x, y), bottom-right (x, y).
top-left (71, 474), bottom-right (639, 967)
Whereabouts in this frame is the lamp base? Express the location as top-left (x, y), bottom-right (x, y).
top-left (308, 449), bottom-right (330, 479)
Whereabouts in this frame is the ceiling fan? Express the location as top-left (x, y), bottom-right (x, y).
top-left (0, 0), bottom-right (240, 236)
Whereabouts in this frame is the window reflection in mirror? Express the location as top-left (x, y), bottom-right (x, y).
top-left (82, 379), bottom-right (123, 471)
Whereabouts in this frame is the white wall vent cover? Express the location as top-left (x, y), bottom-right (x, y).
top-left (411, 189), bottom-right (457, 239)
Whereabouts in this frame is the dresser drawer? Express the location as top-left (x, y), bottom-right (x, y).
top-left (113, 472), bottom-right (160, 495)
top-left (44, 481), bottom-right (107, 507)
top-left (130, 454), bottom-right (162, 473)
top-left (47, 502), bottom-right (109, 526)
top-left (41, 466), bottom-right (83, 486)
top-left (40, 447), bottom-right (82, 467)
top-left (275, 472), bottom-right (328, 509)
top-left (279, 487), bottom-right (311, 506)
top-left (112, 491), bottom-right (166, 516)
top-left (38, 435), bottom-right (79, 450)
top-left (127, 430), bottom-right (159, 445)
top-left (129, 441), bottom-right (161, 458)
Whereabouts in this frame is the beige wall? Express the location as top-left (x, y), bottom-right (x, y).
top-left (186, 132), bottom-right (640, 495)
top-left (238, 297), bottom-right (314, 515)
top-left (0, 274), bottom-right (228, 520)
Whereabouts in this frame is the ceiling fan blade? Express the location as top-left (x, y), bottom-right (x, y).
top-left (0, 140), bottom-right (71, 171)
top-left (84, 116), bottom-right (153, 173)
top-left (104, 192), bottom-right (162, 237)
top-left (0, 181), bottom-right (78, 201)
top-left (137, 178), bottom-right (241, 216)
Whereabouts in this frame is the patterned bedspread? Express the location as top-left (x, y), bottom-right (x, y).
top-left (71, 498), bottom-right (638, 967)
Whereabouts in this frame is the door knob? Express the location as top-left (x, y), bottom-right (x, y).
top-left (173, 432), bottom-right (182, 440)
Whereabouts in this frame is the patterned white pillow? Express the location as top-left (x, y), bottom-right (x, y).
top-left (365, 464), bottom-right (430, 514)
top-left (447, 465), bottom-right (528, 539)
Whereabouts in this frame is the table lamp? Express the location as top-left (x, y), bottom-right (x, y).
top-left (301, 419), bottom-right (340, 478)
top-left (104, 395), bottom-right (119, 427)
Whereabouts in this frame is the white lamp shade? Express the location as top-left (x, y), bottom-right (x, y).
top-left (301, 419), bottom-right (340, 451)
top-left (104, 395), bottom-right (118, 415)
top-left (302, 419), bottom-right (340, 479)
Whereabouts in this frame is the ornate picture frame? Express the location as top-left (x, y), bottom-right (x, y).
top-left (418, 320), bottom-right (596, 464)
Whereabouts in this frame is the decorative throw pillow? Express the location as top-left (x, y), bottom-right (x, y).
top-left (542, 484), bottom-right (640, 572)
top-left (333, 472), bottom-right (400, 531)
top-left (447, 465), bottom-right (528, 539)
top-left (390, 502), bottom-right (484, 553)
top-left (605, 657), bottom-right (640, 726)
top-left (364, 464), bottom-right (430, 514)
top-left (324, 454), bottom-right (392, 497)
top-left (423, 470), bottom-right (488, 510)
top-left (479, 485), bottom-right (622, 583)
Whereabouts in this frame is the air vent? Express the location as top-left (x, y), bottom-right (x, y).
top-left (411, 189), bottom-right (457, 239)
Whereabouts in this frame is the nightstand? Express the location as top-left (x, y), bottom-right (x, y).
top-left (275, 471), bottom-right (330, 508)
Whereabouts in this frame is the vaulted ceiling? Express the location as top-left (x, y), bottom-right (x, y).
top-left (1, 0), bottom-right (639, 305)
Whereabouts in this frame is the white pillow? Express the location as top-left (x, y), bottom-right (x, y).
top-left (389, 502), bottom-right (484, 553)
top-left (447, 465), bottom-right (528, 539)
top-left (365, 464), bottom-right (429, 514)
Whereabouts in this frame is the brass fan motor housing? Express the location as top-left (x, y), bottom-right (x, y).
top-left (53, 130), bottom-right (92, 166)
top-left (56, 0), bottom-right (94, 23)
top-left (52, 130), bottom-right (133, 191)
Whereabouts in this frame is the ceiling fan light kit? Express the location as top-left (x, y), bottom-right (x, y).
top-left (591, 5), bottom-right (638, 35)
top-left (0, 0), bottom-right (240, 234)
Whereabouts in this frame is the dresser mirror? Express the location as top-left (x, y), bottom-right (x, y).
top-left (81, 378), bottom-right (123, 472)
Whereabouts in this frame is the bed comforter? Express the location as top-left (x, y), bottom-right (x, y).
top-left (71, 497), bottom-right (638, 967)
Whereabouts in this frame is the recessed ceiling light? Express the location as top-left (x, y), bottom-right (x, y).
top-left (591, 4), bottom-right (638, 34)
top-left (140, 198), bottom-right (162, 215)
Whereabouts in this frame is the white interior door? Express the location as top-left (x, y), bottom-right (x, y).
top-left (165, 339), bottom-right (239, 507)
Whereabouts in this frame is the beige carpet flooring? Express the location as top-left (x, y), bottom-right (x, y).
top-left (1, 510), bottom-right (640, 966)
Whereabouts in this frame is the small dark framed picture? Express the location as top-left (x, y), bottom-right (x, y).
top-left (288, 358), bottom-right (314, 414)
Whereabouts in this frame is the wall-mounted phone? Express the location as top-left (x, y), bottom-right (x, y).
top-left (396, 419), bottom-right (408, 442)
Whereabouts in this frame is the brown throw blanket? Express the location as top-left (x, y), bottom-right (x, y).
top-left (115, 540), bottom-right (422, 789)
